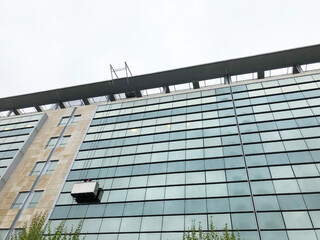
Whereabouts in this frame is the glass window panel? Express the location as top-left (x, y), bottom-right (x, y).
top-left (206, 183), bottom-right (228, 197)
top-left (126, 189), bottom-right (145, 201)
top-left (11, 192), bottom-right (28, 209)
top-left (273, 180), bottom-right (300, 193)
top-left (140, 216), bottom-right (162, 231)
top-left (186, 185), bottom-right (206, 198)
top-left (207, 198), bottom-right (230, 213)
top-left (284, 140), bottom-right (308, 151)
top-left (68, 205), bottom-right (88, 218)
top-left (112, 177), bottom-right (130, 189)
top-left (119, 217), bottom-right (141, 232)
top-left (270, 166), bottom-right (294, 178)
top-left (280, 129), bottom-right (303, 139)
top-left (231, 213), bottom-right (257, 229)
top-left (254, 195), bottom-right (280, 210)
top-left (261, 231), bottom-right (288, 240)
top-left (30, 162), bottom-right (45, 176)
top-left (108, 190), bottom-right (127, 202)
top-left (206, 170), bottom-right (226, 183)
top-left (186, 172), bottom-right (205, 184)
top-left (162, 216), bottom-right (185, 231)
top-left (246, 155), bottom-right (267, 167)
top-left (283, 212), bottom-right (312, 228)
top-left (58, 116), bottom-right (71, 126)
top-left (28, 191), bottom-right (43, 208)
top-left (266, 153), bottom-right (290, 165)
top-left (167, 161), bottom-right (185, 172)
top-left (50, 206), bottom-right (70, 219)
top-left (148, 175), bottom-right (166, 186)
top-left (248, 167), bottom-right (270, 180)
top-left (287, 230), bottom-right (317, 240)
top-left (143, 201), bottom-right (164, 215)
top-left (278, 195), bottom-right (306, 210)
top-left (228, 182), bottom-right (250, 196)
top-left (225, 156), bottom-right (245, 168)
top-left (101, 218), bottom-right (121, 232)
top-left (263, 142), bottom-right (285, 153)
top-left (293, 164), bottom-right (319, 177)
top-left (123, 202), bottom-right (143, 216)
top-left (145, 187), bottom-right (165, 200)
top-left (229, 197), bottom-right (253, 211)
top-left (81, 219), bottom-right (102, 233)
top-left (186, 160), bottom-right (205, 171)
top-left (304, 194), bottom-right (320, 209)
top-left (226, 169), bottom-right (247, 181)
top-left (59, 135), bottom-right (70, 147)
top-left (163, 200), bottom-right (184, 214)
top-left (257, 212), bottom-right (285, 229)
top-left (165, 186), bottom-right (185, 199)
top-left (208, 214), bottom-right (231, 230)
top-left (139, 233), bottom-right (161, 240)
top-left (86, 204), bottom-right (106, 217)
top-left (185, 199), bottom-right (207, 213)
top-left (251, 181), bottom-right (275, 195)
top-left (241, 133), bottom-right (261, 144)
top-left (309, 211), bottom-right (320, 228)
top-left (46, 137), bottom-right (58, 149)
top-left (260, 131), bottom-right (281, 141)
top-left (166, 173), bottom-right (185, 185)
top-left (298, 178), bottom-right (320, 192)
top-left (185, 215), bottom-right (208, 231)
top-left (288, 151), bottom-right (314, 164)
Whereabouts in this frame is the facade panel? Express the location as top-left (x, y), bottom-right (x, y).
top-left (47, 72), bottom-right (320, 240)
top-left (0, 46), bottom-right (320, 239)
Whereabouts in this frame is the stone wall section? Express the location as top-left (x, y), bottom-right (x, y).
top-left (0, 104), bottom-right (96, 228)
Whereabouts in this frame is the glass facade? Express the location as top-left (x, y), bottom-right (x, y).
top-left (0, 114), bottom-right (44, 178)
top-left (49, 73), bottom-right (320, 239)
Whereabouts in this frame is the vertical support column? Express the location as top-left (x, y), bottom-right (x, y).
top-left (163, 86), bottom-right (170, 94)
top-left (229, 86), bottom-right (262, 240)
top-left (293, 64), bottom-right (303, 74)
top-left (257, 71), bottom-right (265, 79)
top-left (224, 75), bottom-right (231, 84)
top-left (192, 81), bottom-right (200, 89)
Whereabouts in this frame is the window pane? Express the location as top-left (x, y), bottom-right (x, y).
top-left (11, 192), bottom-right (28, 209)
top-left (28, 191), bottom-right (43, 208)
top-left (30, 162), bottom-right (45, 176)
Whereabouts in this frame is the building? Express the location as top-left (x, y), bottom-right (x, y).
top-left (0, 45), bottom-right (320, 240)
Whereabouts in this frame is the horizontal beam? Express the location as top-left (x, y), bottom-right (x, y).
top-left (0, 44), bottom-right (320, 112)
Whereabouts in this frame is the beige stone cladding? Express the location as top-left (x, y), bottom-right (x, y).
top-left (0, 105), bottom-right (96, 229)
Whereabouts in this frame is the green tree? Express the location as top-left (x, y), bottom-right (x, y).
top-left (183, 217), bottom-right (240, 240)
top-left (9, 212), bottom-right (84, 240)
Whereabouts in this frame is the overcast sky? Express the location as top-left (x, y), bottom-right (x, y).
top-left (0, 0), bottom-right (320, 98)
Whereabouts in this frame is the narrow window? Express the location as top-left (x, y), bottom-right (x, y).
top-left (71, 115), bottom-right (81, 124)
top-left (45, 137), bottom-right (58, 149)
top-left (45, 160), bottom-right (58, 175)
top-left (30, 162), bottom-right (45, 176)
top-left (27, 191), bottom-right (43, 208)
top-left (11, 192), bottom-right (28, 209)
top-left (59, 136), bottom-right (70, 147)
top-left (58, 116), bottom-right (70, 126)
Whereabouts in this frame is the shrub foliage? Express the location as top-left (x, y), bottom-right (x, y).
top-left (183, 218), bottom-right (240, 240)
top-left (9, 212), bottom-right (83, 240)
